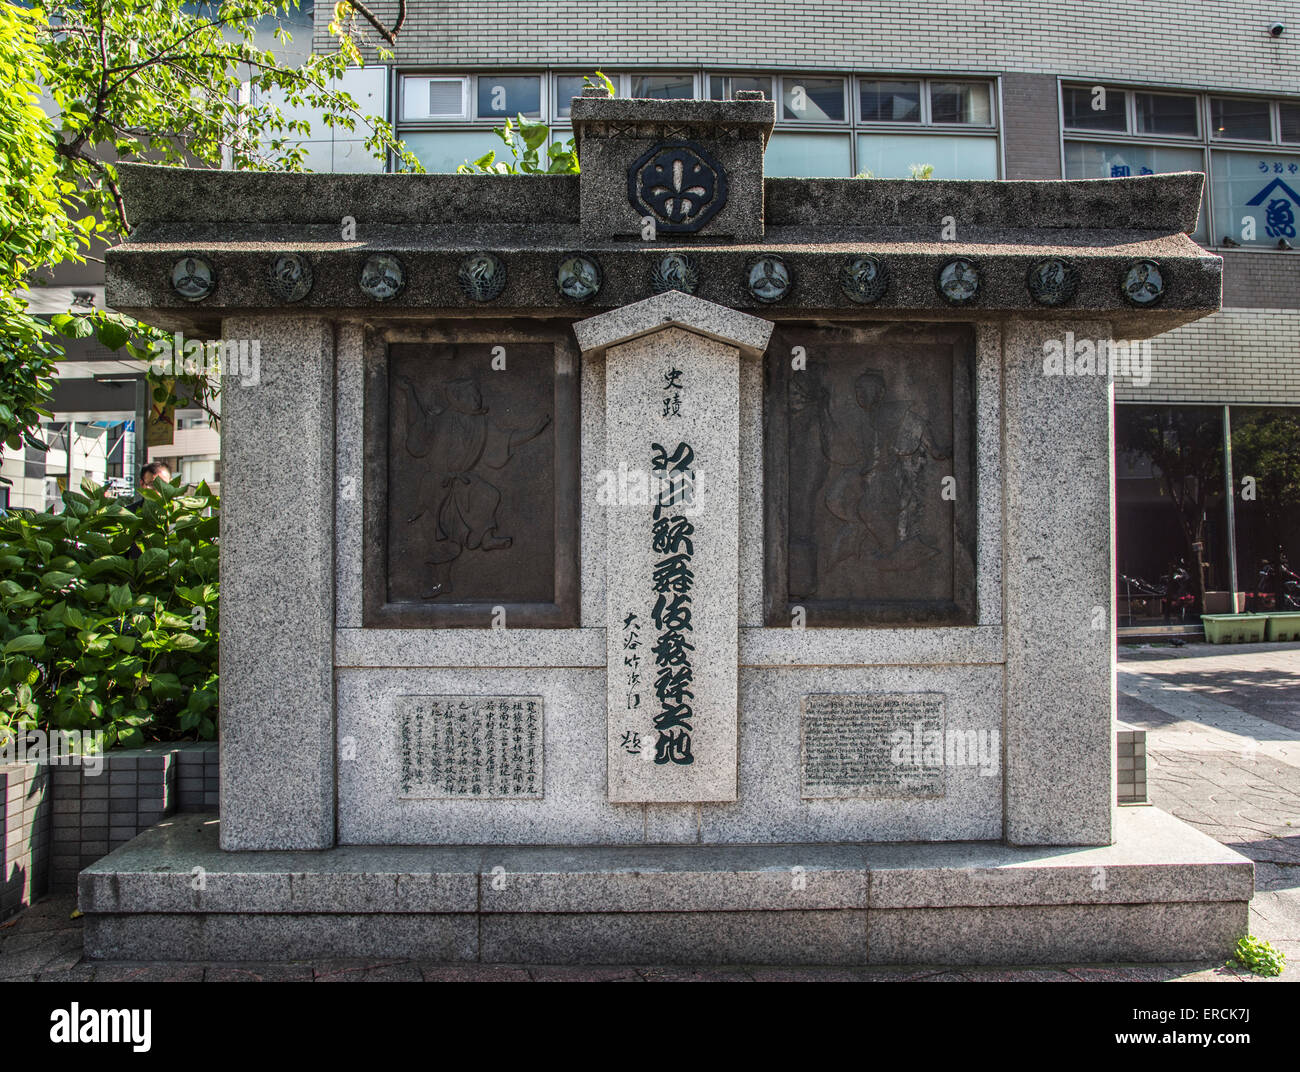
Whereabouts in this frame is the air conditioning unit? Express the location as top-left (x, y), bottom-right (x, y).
top-left (402, 76), bottom-right (468, 120)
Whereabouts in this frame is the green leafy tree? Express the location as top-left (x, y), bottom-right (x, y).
top-left (2, 0), bottom-right (422, 466)
top-left (0, 3), bottom-right (92, 478)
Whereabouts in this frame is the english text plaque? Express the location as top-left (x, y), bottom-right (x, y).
top-left (801, 692), bottom-right (946, 799)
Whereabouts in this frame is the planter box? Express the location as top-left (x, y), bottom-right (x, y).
top-left (1, 763), bottom-right (50, 921)
top-left (49, 741), bottom-right (220, 893)
top-left (1201, 613), bottom-right (1269, 644)
top-left (1265, 612), bottom-right (1300, 643)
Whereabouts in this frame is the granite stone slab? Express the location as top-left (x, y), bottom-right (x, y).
top-left (478, 844), bottom-right (870, 912)
top-left (601, 325), bottom-right (742, 803)
top-left (480, 910), bottom-right (868, 966)
top-left (219, 317), bottom-right (335, 851)
top-left (335, 668), bottom-right (645, 845)
top-left (867, 901), bottom-right (1250, 965)
top-left (83, 913), bottom-right (479, 962)
top-left (1001, 318), bottom-right (1115, 845)
top-left (702, 666), bottom-right (1004, 843)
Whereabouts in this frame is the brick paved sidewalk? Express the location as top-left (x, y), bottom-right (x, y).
top-left (2, 641), bottom-right (1295, 982)
top-left (1118, 641), bottom-right (1300, 981)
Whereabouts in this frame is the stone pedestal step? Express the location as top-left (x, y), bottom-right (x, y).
top-left (79, 808), bottom-right (1250, 965)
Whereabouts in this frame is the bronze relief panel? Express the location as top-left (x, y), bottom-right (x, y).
top-left (764, 323), bottom-right (976, 627)
top-left (364, 322), bottom-right (580, 628)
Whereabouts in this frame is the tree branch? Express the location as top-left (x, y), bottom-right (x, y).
top-left (341, 0), bottom-right (406, 45)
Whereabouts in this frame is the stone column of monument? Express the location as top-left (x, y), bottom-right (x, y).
top-left (218, 317), bottom-right (336, 850)
top-left (1002, 318), bottom-right (1116, 845)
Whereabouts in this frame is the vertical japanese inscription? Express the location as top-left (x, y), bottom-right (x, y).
top-left (649, 438), bottom-right (696, 765)
top-left (605, 327), bottom-right (739, 803)
top-left (398, 694), bottom-right (542, 799)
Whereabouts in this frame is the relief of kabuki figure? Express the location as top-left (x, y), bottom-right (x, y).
top-left (792, 367), bottom-right (951, 584)
top-left (395, 374), bottom-right (550, 599)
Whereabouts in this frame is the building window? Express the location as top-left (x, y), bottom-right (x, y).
top-left (476, 75), bottom-right (542, 118)
top-left (1135, 92), bottom-right (1199, 138)
top-left (780, 76), bottom-right (847, 122)
top-left (1281, 102), bottom-right (1300, 145)
top-left (554, 74), bottom-right (587, 118)
top-left (929, 81), bottom-right (992, 125)
top-left (709, 74), bottom-right (774, 101)
top-left (397, 68), bottom-right (997, 178)
top-left (859, 79), bottom-right (921, 123)
top-left (1061, 83), bottom-right (1300, 249)
top-left (859, 133), bottom-right (998, 179)
top-left (1062, 85), bottom-right (1127, 132)
top-left (400, 75), bottom-right (468, 121)
top-left (1116, 405), bottom-right (1227, 626)
top-left (1211, 97), bottom-right (1272, 141)
top-left (1210, 149), bottom-right (1300, 248)
top-left (767, 132), bottom-right (853, 177)
top-left (630, 73), bottom-right (695, 100)
top-left (1231, 407), bottom-right (1300, 603)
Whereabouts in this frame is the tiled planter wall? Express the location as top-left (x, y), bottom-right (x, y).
top-left (0, 744), bottom-right (219, 907)
top-left (1, 763), bottom-right (51, 921)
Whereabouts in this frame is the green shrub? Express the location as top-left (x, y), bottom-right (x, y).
top-left (0, 479), bottom-right (219, 747)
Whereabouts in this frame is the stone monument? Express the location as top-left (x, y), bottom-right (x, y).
top-left (81, 88), bottom-right (1252, 965)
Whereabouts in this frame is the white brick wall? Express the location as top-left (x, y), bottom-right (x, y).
top-left (321, 0), bottom-right (1300, 96)
top-left (1118, 308), bottom-right (1300, 404)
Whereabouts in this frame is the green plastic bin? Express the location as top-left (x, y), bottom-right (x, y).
top-left (1266, 612), bottom-right (1300, 642)
top-left (1201, 613), bottom-right (1269, 644)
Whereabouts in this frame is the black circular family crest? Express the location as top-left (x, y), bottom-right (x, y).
top-left (270, 253), bottom-right (313, 303)
top-left (171, 256), bottom-right (215, 302)
top-left (359, 254), bottom-right (404, 301)
top-left (838, 256), bottom-right (889, 304)
top-left (937, 258), bottom-right (982, 305)
top-left (650, 252), bottom-right (700, 295)
top-left (747, 255), bottom-right (791, 303)
top-left (628, 141), bottom-right (727, 233)
top-left (1121, 259), bottom-right (1165, 306)
top-left (1026, 258), bottom-right (1079, 306)
top-left (458, 252), bottom-right (507, 302)
top-left (556, 254), bottom-right (602, 301)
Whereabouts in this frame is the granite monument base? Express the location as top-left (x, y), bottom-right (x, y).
top-left (79, 808), bottom-right (1249, 965)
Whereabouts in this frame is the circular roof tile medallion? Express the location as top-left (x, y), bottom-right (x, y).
top-left (650, 252), bottom-right (699, 295)
top-left (1026, 257), bottom-right (1079, 307)
top-left (269, 253), bottom-right (313, 303)
top-left (359, 254), bottom-right (405, 301)
top-left (747, 255), bottom-right (791, 304)
top-left (838, 255), bottom-right (889, 304)
top-left (1121, 259), bottom-right (1165, 306)
top-left (171, 256), bottom-right (215, 302)
top-left (556, 254), bottom-right (602, 302)
top-left (937, 258), bottom-right (981, 305)
top-left (458, 252), bottom-right (507, 302)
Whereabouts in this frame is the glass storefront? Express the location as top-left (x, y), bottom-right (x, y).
top-left (1116, 404), bottom-right (1300, 627)
top-left (1116, 405), bottom-right (1228, 627)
